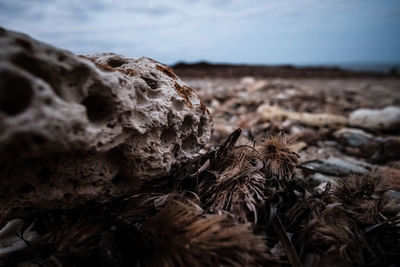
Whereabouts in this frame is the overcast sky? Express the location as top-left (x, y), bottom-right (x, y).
top-left (0, 0), bottom-right (399, 65)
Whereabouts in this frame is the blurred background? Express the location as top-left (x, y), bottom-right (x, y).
top-left (0, 0), bottom-right (399, 71)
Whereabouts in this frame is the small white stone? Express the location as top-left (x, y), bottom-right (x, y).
top-left (349, 106), bottom-right (400, 131)
top-left (0, 219), bottom-right (39, 256)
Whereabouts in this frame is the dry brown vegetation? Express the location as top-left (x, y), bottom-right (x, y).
top-left (1, 129), bottom-right (398, 266)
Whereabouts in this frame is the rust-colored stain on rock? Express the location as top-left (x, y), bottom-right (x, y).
top-left (117, 68), bottom-right (138, 76)
top-left (174, 83), bottom-right (193, 108)
top-left (156, 64), bottom-right (178, 80)
top-left (94, 62), bottom-right (115, 72)
top-left (80, 56), bottom-right (115, 72)
top-left (95, 63), bottom-right (139, 77)
top-left (199, 98), bottom-right (207, 113)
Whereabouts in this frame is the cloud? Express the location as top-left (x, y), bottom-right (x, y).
top-left (0, 0), bottom-right (399, 64)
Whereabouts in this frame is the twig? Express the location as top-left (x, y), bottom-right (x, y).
top-left (272, 215), bottom-right (303, 267)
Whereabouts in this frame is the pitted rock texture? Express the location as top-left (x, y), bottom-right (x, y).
top-left (0, 28), bottom-right (211, 207)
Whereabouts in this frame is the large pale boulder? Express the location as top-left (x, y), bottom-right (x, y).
top-left (0, 28), bottom-right (211, 207)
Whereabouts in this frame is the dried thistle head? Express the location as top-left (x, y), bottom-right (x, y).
top-left (138, 198), bottom-right (277, 267)
top-left (205, 167), bottom-right (265, 224)
top-left (33, 210), bottom-right (105, 253)
top-left (285, 195), bottom-right (327, 232)
top-left (332, 174), bottom-right (380, 202)
top-left (197, 146), bottom-right (266, 223)
top-left (283, 173), bottom-right (400, 267)
top-left (301, 204), bottom-right (368, 266)
top-left (117, 193), bottom-right (202, 226)
top-left (260, 135), bottom-right (299, 181)
top-left (332, 174), bottom-right (382, 224)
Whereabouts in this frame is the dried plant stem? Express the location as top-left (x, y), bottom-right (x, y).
top-left (272, 215), bottom-right (303, 267)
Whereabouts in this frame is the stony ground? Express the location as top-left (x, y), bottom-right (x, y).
top-left (185, 77), bottom-right (400, 136)
top-left (185, 77), bottom-right (400, 155)
top-left (183, 76), bottom-right (400, 193)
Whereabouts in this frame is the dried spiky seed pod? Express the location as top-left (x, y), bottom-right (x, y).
top-left (333, 174), bottom-right (380, 202)
top-left (260, 135), bottom-right (299, 181)
top-left (288, 174), bottom-right (389, 266)
top-left (138, 199), bottom-right (277, 267)
top-left (197, 146), bottom-right (265, 223)
top-left (332, 174), bottom-right (382, 224)
top-left (302, 204), bottom-right (368, 266)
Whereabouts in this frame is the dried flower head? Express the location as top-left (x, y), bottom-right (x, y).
top-left (138, 198), bottom-right (276, 267)
top-left (197, 146), bottom-right (266, 223)
top-left (260, 135), bottom-right (299, 181)
top-left (302, 205), bottom-right (367, 265)
top-left (287, 174), bottom-right (389, 266)
top-left (332, 174), bottom-right (381, 224)
top-left (32, 209), bottom-right (105, 256)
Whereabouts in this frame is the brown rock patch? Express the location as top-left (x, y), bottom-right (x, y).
top-left (174, 83), bottom-right (193, 108)
top-left (157, 64), bottom-right (178, 80)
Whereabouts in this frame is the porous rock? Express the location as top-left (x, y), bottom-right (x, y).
top-left (349, 106), bottom-right (400, 132)
top-left (0, 28), bottom-right (211, 207)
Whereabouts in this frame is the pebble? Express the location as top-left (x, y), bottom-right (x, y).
top-left (301, 157), bottom-right (369, 176)
top-left (349, 106), bottom-right (400, 132)
top-left (334, 128), bottom-right (373, 147)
